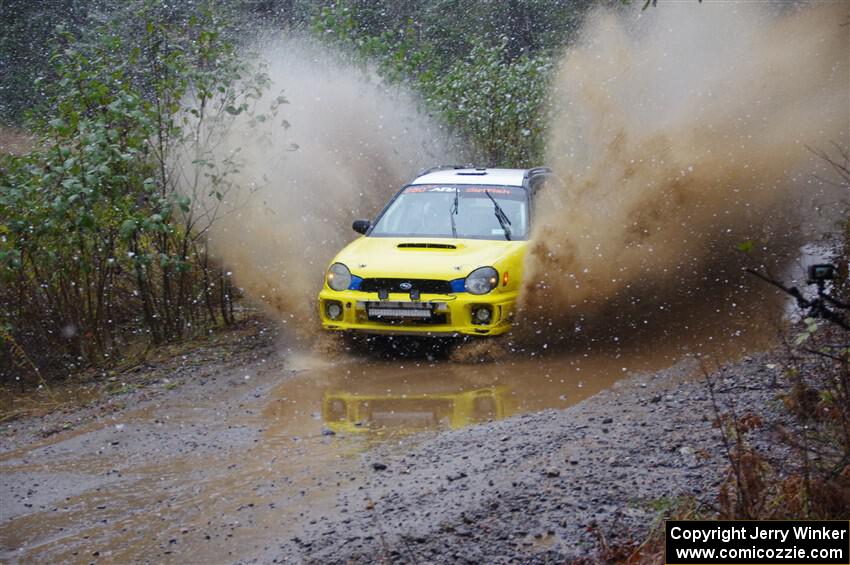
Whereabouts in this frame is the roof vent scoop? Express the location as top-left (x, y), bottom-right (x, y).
top-left (397, 243), bottom-right (457, 250)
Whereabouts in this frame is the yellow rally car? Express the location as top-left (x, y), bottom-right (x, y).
top-left (318, 167), bottom-right (553, 337)
top-left (322, 386), bottom-right (514, 434)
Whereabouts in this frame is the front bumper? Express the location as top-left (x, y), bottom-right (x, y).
top-left (317, 289), bottom-right (517, 337)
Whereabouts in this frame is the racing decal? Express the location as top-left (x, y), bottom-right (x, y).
top-left (405, 185), bottom-right (518, 195)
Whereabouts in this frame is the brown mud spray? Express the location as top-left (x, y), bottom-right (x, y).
top-left (518, 1), bottom-right (849, 347)
top-left (197, 39), bottom-right (462, 340)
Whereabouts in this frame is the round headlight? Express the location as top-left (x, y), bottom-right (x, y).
top-left (464, 266), bottom-right (498, 295)
top-left (327, 263), bottom-right (352, 291)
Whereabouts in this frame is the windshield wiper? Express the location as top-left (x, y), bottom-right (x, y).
top-left (449, 185), bottom-right (459, 238)
top-left (485, 190), bottom-right (512, 241)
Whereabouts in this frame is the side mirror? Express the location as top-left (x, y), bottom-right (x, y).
top-left (352, 219), bottom-right (371, 234)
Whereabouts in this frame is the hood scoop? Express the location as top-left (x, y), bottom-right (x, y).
top-left (397, 242), bottom-right (457, 250)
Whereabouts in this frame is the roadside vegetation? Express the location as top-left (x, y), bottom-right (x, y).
top-left (1, 2), bottom-right (272, 382)
top-left (310, 1), bottom-right (574, 166)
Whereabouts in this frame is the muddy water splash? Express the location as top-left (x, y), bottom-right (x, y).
top-left (201, 38), bottom-right (461, 337)
top-left (520, 2), bottom-right (849, 344)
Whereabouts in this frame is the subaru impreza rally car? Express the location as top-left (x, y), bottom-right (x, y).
top-left (318, 166), bottom-right (554, 337)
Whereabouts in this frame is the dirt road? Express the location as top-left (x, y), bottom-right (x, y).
top-left (1, 311), bottom-right (780, 563)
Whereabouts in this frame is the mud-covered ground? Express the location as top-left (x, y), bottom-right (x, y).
top-left (261, 355), bottom-right (787, 564)
top-left (1, 317), bottom-right (789, 564)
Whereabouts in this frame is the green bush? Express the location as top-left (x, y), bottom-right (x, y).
top-left (311, 0), bottom-right (579, 167)
top-left (0, 2), bottom-right (271, 380)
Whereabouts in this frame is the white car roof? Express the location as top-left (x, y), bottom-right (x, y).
top-left (410, 168), bottom-right (527, 187)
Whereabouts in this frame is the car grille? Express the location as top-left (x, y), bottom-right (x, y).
top-left (359, 278), bottom-right (453, 294)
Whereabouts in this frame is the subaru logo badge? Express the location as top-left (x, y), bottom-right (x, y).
top-left (399, 282), bottom-right (413, 291)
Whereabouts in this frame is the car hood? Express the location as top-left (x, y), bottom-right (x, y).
top-left (333, 236), bottom-right (525, 280)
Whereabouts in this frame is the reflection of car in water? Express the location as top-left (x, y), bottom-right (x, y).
top-left (322, 386), bottom-right (514, 434)
top-left (261, 358), bottom-right (624, 442)
top-left (317, 167), bottom-right (555, 337)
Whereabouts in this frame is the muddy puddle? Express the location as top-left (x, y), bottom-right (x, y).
top-left (1, 293), bottom-right (779, 564)
top-left (272, 353), bottom-right (663, 442)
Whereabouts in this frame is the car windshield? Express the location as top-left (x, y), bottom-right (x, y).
top-left (369, 184), bottom-right (529, 240)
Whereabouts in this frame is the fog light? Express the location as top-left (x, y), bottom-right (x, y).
top-left (472, 306), bottom-right (492, 325)
top-left (326, 302), bottom-right (343, 320)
